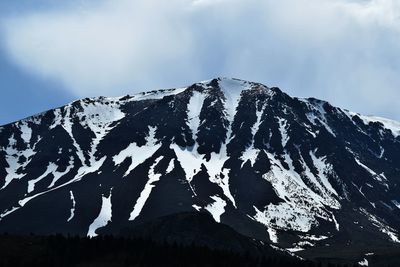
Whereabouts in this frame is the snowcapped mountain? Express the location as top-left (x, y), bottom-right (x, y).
top-left (1, 77), bottom-right (400, 262)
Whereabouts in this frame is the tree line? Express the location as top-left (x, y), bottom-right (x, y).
top-left (0, 233), bottom-right (362, 267)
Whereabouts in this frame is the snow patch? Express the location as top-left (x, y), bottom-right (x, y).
top-left (172, 142), bottom-right (236, 206)
top-left (241, 102), bottom-right (266, 168)
top-left (67, 191), bottom-right (76, 222)
top-left (298, 151), bottom-right (340, 209)
top-left (27, 159), bottom-right (75, 194)
top-left (192, 204), bottom-right (202, 211)
top-left (286, 247), bottom-right (304, 252)
top-left (113, 126), bottom-right (161, 177)
top-left (278, 118), bottom-right (289, 148)
top-left (241, 148), bottom-right (260, 168)
top-left (187, 91), bottom-right (207, 141)
top-left (206, 144), bottom-right (236, 207)
top-left (358, 259), bottom-right (368, 266)
top-left (48, 157), bottom-right (74, 188)
top-left (304, 100), bottom-right (336, 136)
top-left (0, 207), bottom-right (19, 220)
top-left (354, 158), bottom-right (387, 184)
top-left (331, 213), bottom-right (340, 231)
top-left (2, 134), bottom-right (38, 190)
top-left (253, 152), bottom-right (339, 233)
top-left (267, 228), bottom-right (278, 243)
top-left (218, 78), bottom-right (250, 124)
top-left (357, 114), bottom-right (400, 137)
top-left (309, 152), bottom-right (339, 197)
top-left (27, 163), bottom-right (57, 193)
top-left (165, 158), bottom-right (175, 174)
top-left (392, 200), bottom-right (400, 209)
top-left (19, 121), bottom-right (32, 144)
top-left (300, 235), bottom-right (328, 241)
top-left (131, 87), bottom-right (186, 101)
top-left (87, 189), bottom-right (113, 237)
top-left (171, 144), bottom-right (203, 183)
top-left (129, 156), bottom-right (163, 221)
top-left (204, 195), bottom-right (226, 223)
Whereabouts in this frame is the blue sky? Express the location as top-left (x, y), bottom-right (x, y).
top-left (1, 0), bottom-right (400, 125)
top-left (0, 0), bottom-right (78, 125)
top-left (0, 46), bottom-right (73, 124)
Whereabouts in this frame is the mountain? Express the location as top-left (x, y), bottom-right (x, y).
top-left (1, 77), bottom-right (400, 265)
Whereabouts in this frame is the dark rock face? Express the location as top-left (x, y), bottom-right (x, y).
top-left (1, 77), bottom-right (400, 261)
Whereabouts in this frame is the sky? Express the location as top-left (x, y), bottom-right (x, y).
top-left (1, 0), bottom-right (400, 125)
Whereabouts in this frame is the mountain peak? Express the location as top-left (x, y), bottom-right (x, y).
top-left (193, 77), bottom-right (271, 98)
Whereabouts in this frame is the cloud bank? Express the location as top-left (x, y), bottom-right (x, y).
top-left (2, 0), bottom-right (400, 119)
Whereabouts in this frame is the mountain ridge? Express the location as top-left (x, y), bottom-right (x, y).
top-left (2, 77), bottom-right (398, 132)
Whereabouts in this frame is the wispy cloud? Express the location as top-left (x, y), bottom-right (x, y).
top-left (1, 0), bottom-right (400, 119)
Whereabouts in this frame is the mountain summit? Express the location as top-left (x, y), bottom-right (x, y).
top-left (1, 77), bottom-right (400, 262)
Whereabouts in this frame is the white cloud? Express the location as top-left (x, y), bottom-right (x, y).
top-left (1, 0), bottom-right (400, 119)
top-left (1, 0), bottom-right (198, 96)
